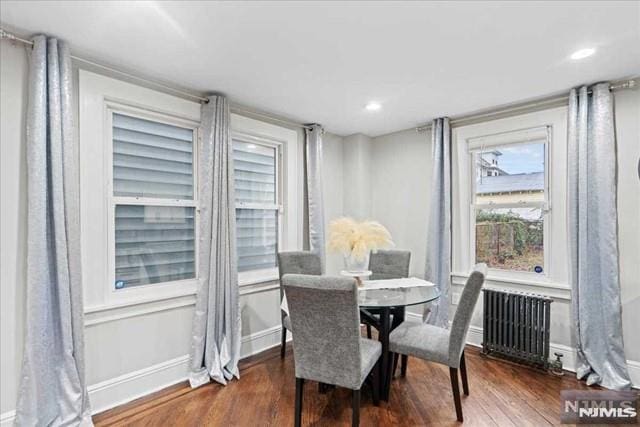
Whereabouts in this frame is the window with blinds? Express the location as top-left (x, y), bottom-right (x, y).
top-left (233, 140), bottom-right (279, 273)
top-left (111, 112), bottom-right (198, 289)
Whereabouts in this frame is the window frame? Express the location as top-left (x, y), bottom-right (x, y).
top-left (230, 113), bottom-right (301, 287)
top-left (451, 107), bottom-right (570, 291)
top-left (467, 127), bottom-right (551, 278)
top-left (79, 70), bottom-right (202, 312)
top-left (105, 101), bottom-right (201, 299)
top-left (232, 131), bottom-right (283, 284)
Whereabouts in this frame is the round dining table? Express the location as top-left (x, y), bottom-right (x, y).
top-left (358, 285), bottom-right (440, 401)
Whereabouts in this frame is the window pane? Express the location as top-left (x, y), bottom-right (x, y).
top-left (475, 207), bottom-right (544, 273)
top-left (113, 113), bottom-right (194, 199)
top-left (233, 140), bottom-right (276, 204)
top-left (115, 205), bottom-right (195, 288)
top-left (236, 208), bottom-right (277, 272)
top-left (475, 142), bottom-right (545, 204)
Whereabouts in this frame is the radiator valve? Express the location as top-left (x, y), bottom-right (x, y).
top-left (550, 352), bottom-right (564, 376)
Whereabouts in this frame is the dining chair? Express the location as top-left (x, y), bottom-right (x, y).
top-left (283, 274), bottom-right (382, 427)
top-left (388, 264), bottom-right (487, 422)
top-left (365, 250), bottom-right (411, 375)
top-left (277, 251), bottom-right (323, 358)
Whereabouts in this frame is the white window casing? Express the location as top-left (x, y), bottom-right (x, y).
top-left (79, 70), bottom-right (201, 311)
top-left (452, 107), bottom-right (570, 292)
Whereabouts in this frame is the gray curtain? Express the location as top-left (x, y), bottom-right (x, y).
top-left (189, 95), bottom-right (241, 387)
top-left (568, 83), bottom-right (631, 390)
top-left (424, 118), bottom-right (452, 327)
top-left (305, 124), bottom-right (326, 269)
top-left (15, 36), bottom-right (92, 425)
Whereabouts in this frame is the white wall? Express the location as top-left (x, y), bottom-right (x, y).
top-left (0, 42), bottom-right (347, 421)
top-left (322, 132), bottom-right (346, 275)
top-left (342, 133), bottom-right (373, 220)
top-left (369, 90), bottom-right (640, 384)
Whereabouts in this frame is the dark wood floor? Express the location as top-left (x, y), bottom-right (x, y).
top-left (94, 344), bottom-right (596, 426)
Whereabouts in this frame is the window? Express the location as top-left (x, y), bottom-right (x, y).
top-left (110, 111), bottom-right (199, 289)
top-left (469, 126), bottom-right (549, 274)
top-left (230, 114), bottom-right (301, 286)
top-left (232, 137), bottom-right (281, 279)
top-left (453, 108), bottom-right (568, 293)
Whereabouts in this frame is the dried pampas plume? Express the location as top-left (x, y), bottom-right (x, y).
top-left (328, 217), bottom-right (394, 261)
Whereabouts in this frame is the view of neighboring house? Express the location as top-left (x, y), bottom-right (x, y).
top-left (476, 150), bottom-right (544, 209)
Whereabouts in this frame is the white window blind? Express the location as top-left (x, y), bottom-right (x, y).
top-left (115, 205), bottom-right (195, 287)
top-left (113, 113), bottom-right (194, 199)
top-left (112, 112), bottom-right (197, 289)
top-left (233, 140), bottom-right (279, 273)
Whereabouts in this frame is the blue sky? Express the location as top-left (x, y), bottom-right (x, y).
top-left (492, 142), bottom-right (545, 174)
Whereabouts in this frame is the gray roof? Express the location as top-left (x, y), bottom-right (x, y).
top-left (477, 172), bottom-right (544, 194)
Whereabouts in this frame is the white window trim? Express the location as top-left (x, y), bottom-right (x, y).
top-left (468, 126), bottom-right (551, 279)
top-left (79, 70), bottom-right (201, 312)
top-left (105, 102), bottom-right (201, 303)
top-left (452, 107), bottom-right (570, 291)
top-left (230, 114), bottom-right (301, 286)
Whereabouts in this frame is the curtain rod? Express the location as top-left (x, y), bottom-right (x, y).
top-left (415, 79), bottom-right (637, 132)
top-left (1, 28), bottom-right (315, 131)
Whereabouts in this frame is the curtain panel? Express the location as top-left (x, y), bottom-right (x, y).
top-left (15, 35), bottom-right (92, 426)
top-left (305, 124), bottom-right (326, 270)
top-left (568, 83), bottom-right (631, 390)
top-left (424, 117), bottom-right (452, 327)
top-left (189, 95), bottom-right (241, 387)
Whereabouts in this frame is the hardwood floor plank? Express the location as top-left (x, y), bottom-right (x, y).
top-left (94, 345), bottom-right (596, 426)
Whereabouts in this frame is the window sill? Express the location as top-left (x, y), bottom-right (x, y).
top-left (450, 271), bottom-right (571, 301)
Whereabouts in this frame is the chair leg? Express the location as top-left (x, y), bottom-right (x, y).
top-left (392, 353), bottom-right (399, 378)
top-left (460, 351), bottom-right (469, 396)
top-left (371, 360), bottom-right (380, 406)
top-left (280, 326), bottom-right (287, 359)
top-left (352, 389), bottom-right (360, 427)
top-left (366, 324), bottom-right (372, 339)
top-left (400, 354), bottom-right (408, 377)
top-left (449, 368), bottom-right (463, 422)
top-left (295, 377), bottom-right (304, 427)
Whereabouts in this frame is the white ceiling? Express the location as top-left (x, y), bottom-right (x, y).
top-left (2, 1), bottom-right (639, 136)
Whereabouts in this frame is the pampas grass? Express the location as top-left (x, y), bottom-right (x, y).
top-left (328, 217), bottom-right (394, 261)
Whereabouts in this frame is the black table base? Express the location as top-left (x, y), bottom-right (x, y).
top-left (361, 306), bottom-right (405, 401)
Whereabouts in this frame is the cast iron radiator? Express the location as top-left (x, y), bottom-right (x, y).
top-left (481, 289), bottom-right (553, 369)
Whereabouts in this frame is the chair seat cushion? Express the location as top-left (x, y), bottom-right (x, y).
top-left (389, 321), bottom-right (451, 366)
top-left (359, 338), bottom-right (382, 386)
top-left (282, 314), bottom-right (292, 330)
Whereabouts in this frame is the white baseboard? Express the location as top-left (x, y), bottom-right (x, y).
top-left (240, 324), bottom-right (290, 359)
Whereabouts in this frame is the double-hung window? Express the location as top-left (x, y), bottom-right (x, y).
top-left (232, 136), bottom-right (281, 282)
top-left (109, 108), bottom-right (199, 290)
top-left (468, 126), bottom-right (549, 274)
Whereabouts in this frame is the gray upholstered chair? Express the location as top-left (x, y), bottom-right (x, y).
top-left (388, 264), bottom-right (487, 422)
top-left (283, 274), bottom-right (382, 427)
top-left (364, 250), bottom-right (411, 374)
top-left (368, 249), bottom-right (411, 281)
top-left (277, 251), bottom-right (323, 358)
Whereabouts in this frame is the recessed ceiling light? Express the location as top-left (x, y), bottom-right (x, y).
top-left (365, 102), bottom-right (382, 112)
top-left (570, 48), bottom-right (596, 60)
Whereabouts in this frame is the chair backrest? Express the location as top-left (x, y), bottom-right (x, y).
top-left (368, 250), bottom-right (411, 280)
top-left (282, 274), bottom-right (363, 389)
top-left (448, 263), bottom-right (487, 367)
top-left (277, 251), bottom-right (322, 303)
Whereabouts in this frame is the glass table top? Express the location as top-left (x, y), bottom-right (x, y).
top-left (358, 285), bottom-right (440, 308)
